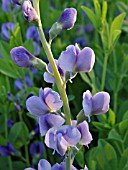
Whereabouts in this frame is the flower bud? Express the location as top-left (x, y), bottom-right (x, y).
top-left (10, 46), bottom-right (35, 68)
top-left (58, 8), bottom-right (77, 30)
top-left (22, 1), bottom-right (38, 22)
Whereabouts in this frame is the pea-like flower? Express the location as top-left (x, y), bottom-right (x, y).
top-left (26, 26), bottom-right (40, 56)
top-left (58, 8), bottom-right (77, 30)
top-left (0, 142), bottom-right (15, 156)
top-left (29, 141), bottom-right (44, 157)
top-left (58, 43), bottom-right (95, 73)
top-left (44, 59), bottom-right (65, 84)
top-left (77, 121), bottom-right (93, 146)
top-left (45, 125), bottom-right (81, 156)
top-left (25, 159), bottom-right (77, 170)
top-left (26, 88), bottom-right (63, 117)
top-left (82, 90), bottom-right (110, 122)
top-left (1, 22), bottom-right (16, 40)
top-left (23, 1), bottom-right (38, 22)
top-left (10, 46), bottom-right (35, 68)
top-left (39, 113), bottom-right (65, 136)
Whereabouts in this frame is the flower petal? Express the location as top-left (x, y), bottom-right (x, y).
top-left (26, 96), bottom-right (48, 116)
top-left (45, 127), bottom-right (57, 149)
top-left (44, 88), bottom-right (63, 112)
top-left (44, 72), bottom-right (55, 84)
top-left (82, 90), bottom-right (92, 122)
top-left (78, 121), bottom-right (93, 146)
top-left (58, 45), bottom-right (77, 72)
top-left (39, 114), bottom-right (65, 136)
top-left (76, 47), bottom-right (95, 72)
top-left (38, 159), bottom-right (51, 170)
top-left (92, 92), bottom-right (110, 115)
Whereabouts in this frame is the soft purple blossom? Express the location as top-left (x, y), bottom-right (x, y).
top-left (84, 165), bottom-right (88, 170)
top-left (26, 26), bottom-right (40, 42)
top-left (1, 22), bottom-right (16, 40)
top-left (10, 46), bottom-right (35, 68)
top-left (23, 1), bottom-right (38, 22)
top-left (84, 23), bottom-right (93, 33)
top-left (39, 114), bottom-right (65, 136)
top-left (29, 142), bottom-right (44, 157)
top-left (34, 41), bottom-right (40, 56)
top-left (0, 142), bottom-right (15, 156)
top-left (7, 119), bottom-right (14, 129)
top-left (26, 88), bottom-right (63, 117)
top-left (82, 90), bottom-right (110, 122)
top-left (14, 79), bottom-right (24, 91)
top-left (2, 0), bottom-right (19, 12)
top-left (25, 74), bottom-right (33, 88)
top-left (34, 124), bottom-right (40, 135)
top-left (45, 125), bottom-right (81, 156)
top-left (77, 121), bottom-right (93, 146)
top-left (51, 162), bottom-right (77, 170)
top-left (44, 59), bottom-right (64, 84)
top-left (74, 37), bottom-right (87, 47)
top-left (58, 44), bottom-right (95, 73)
top-left (58, 8), bottom-right (77, 30)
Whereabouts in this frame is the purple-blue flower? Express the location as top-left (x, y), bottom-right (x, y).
top-left (51, 162), bottom-right (77, 170)
top-left (77, 121), bottom-right (93, 146)
top-left (58, 8), bottom-right (77, 30)
top-left (14, 79), bottom-right (24, 91)
top-left (0, 142), bottom-right (15, 156)
top-left (44, 59), bottom-right (64, 84)
top-left (29, 142), bottom-right (44, 157)
top-left (2, 0), bottom-right (19, 12)
top-left (12, 0), bottom-right (22, 5)
top-left (26, 26), bottom-right (40, 42)
top-left (1, 22), bottom-right (16, 40)
top-left (74, 37), bottom-right (87, 47)
top-left (22, 1), bottom-right (38, 22)
top-left (26, 88), bottom-right (63, 117)
top-left (39, 114), bottom-right (65, 136)
top-left (58, 44), bottom-right (95, 73)
top-left (45, 125), bottom-right (81, 156)
top-left (10, 46), bottom-right (35, 68)
top-left (82, 90), bottom-right (110, 122)
top-left (84, 23), bottom-right (93, 33)
top-left (8, 119), bottom-right (14, 129)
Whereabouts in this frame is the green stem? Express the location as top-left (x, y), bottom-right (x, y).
top-left (33, 1), bottom-right (71, 125)
top-left (101, 53), bottom-right (109, 90)
top-left (25, 144), bottom-right (29, 167)
top-left (8, 157), bottom-right (13, 170)
top-left (66, 149), bottom-right (71, 170)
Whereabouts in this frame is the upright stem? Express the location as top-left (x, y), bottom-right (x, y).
top-left (66, 149), bottom-right (71, 170)
top-left (33, 1), bottom-right (71, 125)
top-left (101, 53), bottom-right (109, 90)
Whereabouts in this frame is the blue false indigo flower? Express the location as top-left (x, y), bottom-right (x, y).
top-left (25, 74), bottom-right (33, 88)
top-left (58, 8), bottom-right (77, 30)
top-left (26, 26), bottom-right (40, 42)
top-left (8, 119), bottom-right (14, 129)
top-left (84, 165), bottom-right (88, 170)
top-left (77, 121), bottom-right (93, 147)
top-left (44, 59), bottom-right (64, 84)
top-left (25, 159), bottom-right (51, 170)
top-left (0, 142), bottom-right (15, 156)
top-left (29, 142), bottom-right (44, 157)
top-left (51, 162), bottom-right (77, 170)
top-left (39, 113), bottom-right (65, 136)
top-left (58, 43), bottom-right (95, 73)
top-left (45, 125), bottom-right (81, 156)
top-left (82, 90), bottom-right (110, 122)
top-left (23, 1), bottom-right (38, 22)
top-left (1, 22), bottom-right (16, 41)
top-left (26, 26), bottom-right (40, 56)
top-left (84, 23), bottom-right (93, 33)
top-left (7, 92), bottom-right (15, 101)
top-left (14, 79), bottom-right (24, 91)
top-left (34, 124), bottom-right (40, 135)
top-left (49, 8), bottom-right (77, 41)
top-left (10, 46), bottom-right (35, 68)
top-left (26, 88), bottom-right (63, 117)
top-left (74, 37), bottom-right (87, 47)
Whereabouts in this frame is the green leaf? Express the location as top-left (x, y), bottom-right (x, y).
top-left (93, 0), bottom-right (101, 27)
top-left (81, 6), bottom-right (98, 28)
top-left (9, 122), bottom-right (29, 149)
top-left (108, 129), bottom-right (122, 142)
top-left (119, 148), bottom-right (128, 170)
top-left (0, 135), bottom-right (6, 145)
top-left (13, 161), bottom-right (26, 170)
top-left (80, 73), bottom-right (92, 87)
top-left (108, 109), bottom-right (115, 126)
top-left (75, 146), bottom-right (85, 168)
top-left (118, 120), bottom-right (128, 137)
top-left (97, 139), bottom-right (117, 170)
top-left (92, 121), bottom-right (111, 131)
top-left (109, 13), bottom-right (125, 46)
top-left (101, 0), bottom-right (107, 24)
top-left (23, 39), bottom-right (35, 55)
top-left (100, 22), bottom-right (109, 51)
